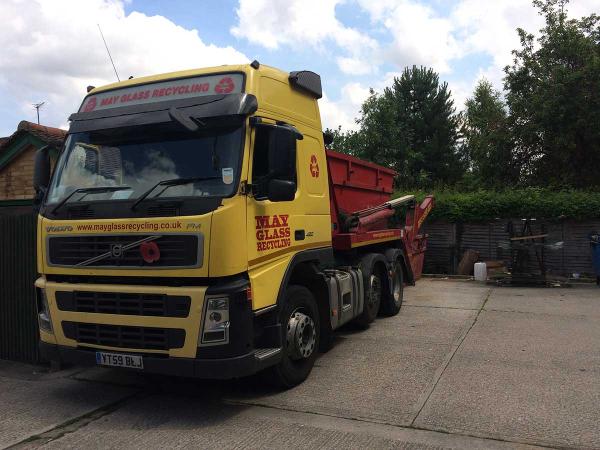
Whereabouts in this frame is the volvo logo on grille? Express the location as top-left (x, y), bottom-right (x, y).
top-left (76, 236), bottom-right (161, 266)
top-left (111, 244), bottom-right (124, 258)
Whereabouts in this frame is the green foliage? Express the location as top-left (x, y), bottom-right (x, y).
top-left (396, 188), bottom-right (600, 222)
top-left (327, 0), bottom-right (599, 191)
top-left (461, 80), bottom-right (517, 187)
top-left (330, 67), bottom-right (465, 188)
top-left (504, 0), bottom-right (600, 188)
top-left (325, 125), bottom-right (365, 156)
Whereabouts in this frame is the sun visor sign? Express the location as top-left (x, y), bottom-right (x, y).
top-left (80, 73), bottom-right (244, 113)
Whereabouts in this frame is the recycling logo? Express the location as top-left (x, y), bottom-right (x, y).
top-left (215, 77), bottom-right (235, 94)
top-left (83, 97), bottom-right (97, 112)
top-left (310, 154), bottom-right (320, 178)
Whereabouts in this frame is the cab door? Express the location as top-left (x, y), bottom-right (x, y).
top-left (246, 122), bottom-right (302, 309)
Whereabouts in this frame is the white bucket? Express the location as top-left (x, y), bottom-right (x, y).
top-left (474, 262), bottom-right (487, 281)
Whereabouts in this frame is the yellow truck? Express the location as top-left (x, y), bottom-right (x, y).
top-left (33, 62), bottom-right (433, 387)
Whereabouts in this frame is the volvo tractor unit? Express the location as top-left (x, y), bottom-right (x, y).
top-left (33, 62), bottom-right (433, 387)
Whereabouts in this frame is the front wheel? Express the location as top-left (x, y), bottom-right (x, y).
top-left (267, 285), bottom-right (320, 388)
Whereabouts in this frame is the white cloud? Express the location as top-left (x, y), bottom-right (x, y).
top-left (319, 0), bottom-right (600, 127)
top-left (336, 57), bottom-right (372, 76)
top-left (361, 0), bottom-right (599, 77)
top-left (359, 0), bottom-right (460, 74)
top-left (0, 0), bottom-right (248, 132)
top-left (451, 0), bottom-right (544, 71)
top-left (3, 0), bottom-right (597, 135)
top-left (231, 0), bottom-right (378, 74)
top-left (319, 82), bottom-right (373, 131)
top-left (319, 94), bottom-right (356, 132)
top-left (447, 0), bottom-right (599, 107)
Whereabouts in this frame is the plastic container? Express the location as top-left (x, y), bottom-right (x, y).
top-left (591, 233), bottom-right (600, 285)
top-left (474, 262), bottom-right (487, 281)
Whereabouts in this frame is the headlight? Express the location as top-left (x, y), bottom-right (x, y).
top-left (199, 297), bottom-right (229, 345)
top-left (36, 288), bottom-right (53, 333)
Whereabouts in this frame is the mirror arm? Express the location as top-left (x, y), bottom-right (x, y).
top-left (239, 181), bottom-right (253, 197)
top-left (275, 121), bottom-right (303, 140)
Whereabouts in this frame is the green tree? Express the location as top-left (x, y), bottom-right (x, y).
top-left (325, 125), bottom-right (365, 156)
top-left (330, 67), bottom-right (464, 188)
top-left (462, 79), bottom-right (516, 187)
top-left (504, 0), bottom-right (600, 188)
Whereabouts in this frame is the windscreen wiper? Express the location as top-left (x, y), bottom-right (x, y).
top-left (51, 186), bottom-right (132, 214)
top-left (131, 176), bottom-right (221, 211)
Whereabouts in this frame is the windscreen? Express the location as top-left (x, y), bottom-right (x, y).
top-left (46, 125), bottom-right (243, 205)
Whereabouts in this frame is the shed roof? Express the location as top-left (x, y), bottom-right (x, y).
top-left (0, 121), bottom-right (66, 172)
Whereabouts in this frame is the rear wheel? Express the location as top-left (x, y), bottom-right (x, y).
top-left (355, 262), bottom-right (383, 328)
top-left (380, 261), bottom-right (404, 316)
top-left (267, 285), bottom-right (320, 388)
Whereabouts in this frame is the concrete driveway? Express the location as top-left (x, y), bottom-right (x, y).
top-left (1, 280), bottom-right (599, 449)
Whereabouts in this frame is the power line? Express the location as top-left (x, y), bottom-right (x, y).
top-left (97, 24), bottom-right (120, 82)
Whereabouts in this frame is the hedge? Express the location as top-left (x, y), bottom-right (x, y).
top-left (394, 188), bottom-right (600, 222)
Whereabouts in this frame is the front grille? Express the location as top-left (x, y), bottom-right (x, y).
top-left (48, 234), bottom-right (201, 268)
top-left (62, 322), bottom-right (185, 350)
top-left (146, 204), bottom-right (179, 217)
top-left (67, 206), bottom-right (95, 219)
top-left (56, 291), bottom-right (191, 317)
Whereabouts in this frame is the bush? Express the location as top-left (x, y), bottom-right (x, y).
top-left (395, 188), bottom-right (600, 222)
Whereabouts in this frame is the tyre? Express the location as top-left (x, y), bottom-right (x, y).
top-left (267, 285), bottom-right (320, 388)
top-left (379, 260), bottom-right (404, 316)
top-left (355, 256), bottom-right (384, 328)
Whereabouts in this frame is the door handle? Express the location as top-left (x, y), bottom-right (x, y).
top-left (294, 229), bottom-right (305, 241)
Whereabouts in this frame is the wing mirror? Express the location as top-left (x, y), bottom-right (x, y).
top-left (267, 126), bottom-right (297, 179)
top-left (251, 119), bottom-right (301, 202)
top-left (33, 145), bottom-right (52, 210)
top-left (267, 179), bottom-right (296, 202)
top-left (266, 126), bottom-right (298, 202)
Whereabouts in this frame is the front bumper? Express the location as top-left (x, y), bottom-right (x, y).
top-left (40, 341), bottom-right (281, 379)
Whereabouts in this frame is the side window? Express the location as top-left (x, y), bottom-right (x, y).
top-left (251, 126), bottom-right (297, 200)
top-left (251, 127), bottom-right (269, 199)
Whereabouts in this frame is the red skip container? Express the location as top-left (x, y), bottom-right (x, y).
top-left (326, 149), bottom-right (396, 232)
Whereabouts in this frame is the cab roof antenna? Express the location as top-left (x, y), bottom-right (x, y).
top-left (97, 24), bottom-right (120, 82)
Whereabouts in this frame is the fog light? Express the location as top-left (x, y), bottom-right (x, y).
top-left (36, 288), bottom-right (53, 333)
top-left (199, 297), bottom-right (229, 345)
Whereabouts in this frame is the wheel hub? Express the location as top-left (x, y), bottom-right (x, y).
top-left (368, 274), bottom-right (381, 309)
top-left (286, 311), bottom-right (316, 360)
top-left (392, 272), bottom-right (402, 303)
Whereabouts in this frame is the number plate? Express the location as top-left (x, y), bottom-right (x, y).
top-left (96, 351), bottom-right (143, 369)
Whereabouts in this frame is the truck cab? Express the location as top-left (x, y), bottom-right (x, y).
top-left (33, 63), bottom-right (431, 387)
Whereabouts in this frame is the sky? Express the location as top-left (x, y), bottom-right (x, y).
top-left (0, 0), bottom-right (597, 137)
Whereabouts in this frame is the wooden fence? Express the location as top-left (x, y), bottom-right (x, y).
top-left (423, 219), bottom-right (600, 276)
top-left (0, 212), bottom-right (40, 363)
